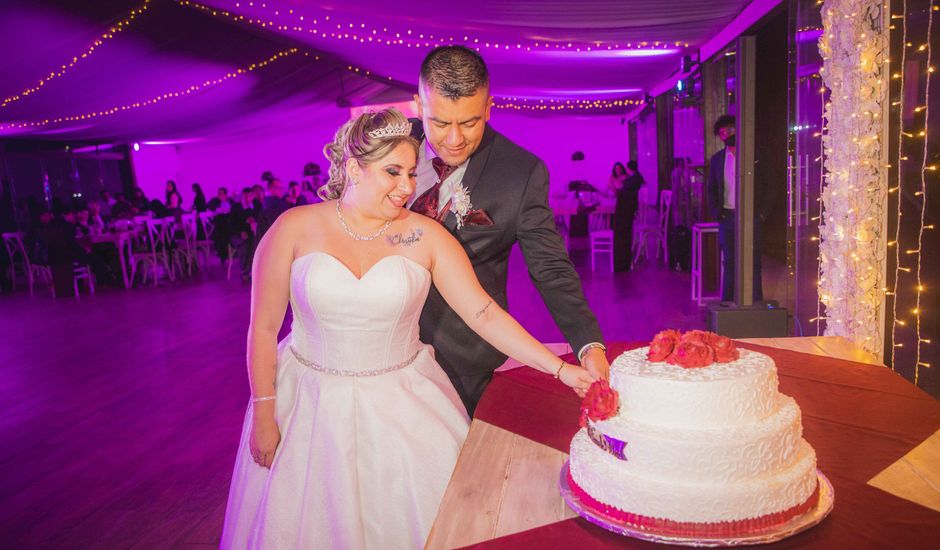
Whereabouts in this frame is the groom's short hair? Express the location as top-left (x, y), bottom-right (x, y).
top-left (420, 46), bottom-right (489, 100)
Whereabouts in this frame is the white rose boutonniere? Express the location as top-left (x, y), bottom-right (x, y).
top-left (450, 184), bottom-right (472, 229)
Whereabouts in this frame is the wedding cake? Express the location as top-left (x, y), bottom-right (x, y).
top-left (567, 330), bottom-right (820, 537)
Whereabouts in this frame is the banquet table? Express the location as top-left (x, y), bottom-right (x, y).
top-left (550, 199), bottom-right (615, 235)
top-left (427, 337), bottom-right (940, 549)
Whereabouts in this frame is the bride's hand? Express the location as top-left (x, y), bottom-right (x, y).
top-left (249, 409), bottom-right (281, 469)
top-left (559, 363), bottom-right (594, 398)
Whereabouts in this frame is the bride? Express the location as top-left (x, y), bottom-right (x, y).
top-left (221, 108), bottom-right (595, 549)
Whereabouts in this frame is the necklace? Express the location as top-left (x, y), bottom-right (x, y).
top-left (335, 201), bottom-right (392, 241)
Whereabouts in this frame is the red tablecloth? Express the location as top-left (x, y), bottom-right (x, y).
top-left (466, 342), bottom-right (940, 549)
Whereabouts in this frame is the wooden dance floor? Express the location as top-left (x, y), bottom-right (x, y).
top-left (0, 248), bottom-right (706, 547)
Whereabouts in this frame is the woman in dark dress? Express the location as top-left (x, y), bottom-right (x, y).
top-left (610, 160), bottom-right (644, 272)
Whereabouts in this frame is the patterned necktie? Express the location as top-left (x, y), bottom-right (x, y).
top-left (411, 157), bottom-right (456, 221)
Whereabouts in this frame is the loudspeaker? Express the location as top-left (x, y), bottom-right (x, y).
top-left (707, 302), bottom-right (789, 338)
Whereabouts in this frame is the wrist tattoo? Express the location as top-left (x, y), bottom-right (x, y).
top-left (386, 228), bottom-right (423, 247)
top-left (475, 300), bottom-right (494, 319)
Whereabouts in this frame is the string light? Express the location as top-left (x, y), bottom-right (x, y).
top-left (175, 0), bottom-right (687, 53)
top-left (336, 62), bottom-right (642, 111)
top-left (912, 0), bottom-right (934, 383)
top-left (0, 48), bottom-right (299, 131)
top-left (1, 0), bottom-right (152, 108)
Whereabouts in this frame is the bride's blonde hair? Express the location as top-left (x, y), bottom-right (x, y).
top-left (320, 108), bottom-right (419, 201)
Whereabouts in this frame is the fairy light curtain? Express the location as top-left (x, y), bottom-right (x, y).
top-left (886, 0), bottom-right (938, 390)
top-left (817, 0), bottom-right (890, 357)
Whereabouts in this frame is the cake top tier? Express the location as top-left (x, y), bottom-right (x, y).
top-left (607, 347), bottom-right (779, 429)
top-left (619, 347), bottom-right (772, 382)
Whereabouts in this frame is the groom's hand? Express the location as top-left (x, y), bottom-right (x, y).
top-left (581, 347), bottom-right (610, 381)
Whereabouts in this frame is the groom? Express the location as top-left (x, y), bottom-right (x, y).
top-left (409, 46), bottom-right (609, 415)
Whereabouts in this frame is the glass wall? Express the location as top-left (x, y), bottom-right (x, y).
top-left (787, 0), bottom-right (826, 337)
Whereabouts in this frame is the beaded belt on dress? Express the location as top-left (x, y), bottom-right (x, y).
top-left (289, 346), bottom-right (420, 377)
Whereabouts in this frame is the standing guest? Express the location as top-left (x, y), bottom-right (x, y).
top-left (208, 187), bottom-right (234, 214)
top-left (707, 115), bottom-right (764, 302)
top-left (209, 187), bottom-right (235, 260)
top-left (407, 46), bottom-right (609, 415)
top-left (671, 157), bottom-right (692, 228)
top-left (610, 161), bottom-right (644, 272)
top-left (237, 186), bottom-right (257, 213)
top-left (285, 181), bottom-right (308, 207)
top-left (251, 185), bottom-right (265, 211)
top-left (301, 162), bottom-right (323, 203)
top-left (228, 187), bottom-right (260, 279)
top-left (192, 183), bottom-right (208, 212)
top-left (609, 161), bottom-right (628, 195)
top-left (256, 179), bottom-right (289, 239)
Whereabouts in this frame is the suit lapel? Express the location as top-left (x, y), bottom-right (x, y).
top-left (438, 123), bottom-right (496, 232)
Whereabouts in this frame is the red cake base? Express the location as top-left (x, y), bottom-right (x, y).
top-left (566, 469), bottom-right (821, 539)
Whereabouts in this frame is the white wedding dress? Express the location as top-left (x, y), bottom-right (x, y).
top-left (221, 252), bottom-right (470, 549)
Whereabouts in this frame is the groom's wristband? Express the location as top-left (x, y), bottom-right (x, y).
top-left (577, 342), bottom-right (607, 363)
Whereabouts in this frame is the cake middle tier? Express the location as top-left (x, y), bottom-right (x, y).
top-left (589, 395), bottom-right (803, 480)
top-left (610, 347), bottom-right (778, 428)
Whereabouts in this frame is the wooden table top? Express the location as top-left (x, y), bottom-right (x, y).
top-left (426, 336), bottom-right (939, 549)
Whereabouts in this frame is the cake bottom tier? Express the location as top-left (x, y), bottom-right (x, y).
top-left (569, 429), bottom-right (818, 524)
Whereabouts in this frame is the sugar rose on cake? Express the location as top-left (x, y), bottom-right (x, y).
top-left (646, 329), bottom-right (681, 362)
top-left (579, 379), bottom-right (620, 427)
top-left (646, 329), bottom-right (740, 368)
top-left (707, 332), bottom-right (740, 362)
top-left (666, 340), bottom-right (715, 369)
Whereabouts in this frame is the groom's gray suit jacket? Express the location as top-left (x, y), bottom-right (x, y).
top-left (411, 120), bottom-right (604, 390)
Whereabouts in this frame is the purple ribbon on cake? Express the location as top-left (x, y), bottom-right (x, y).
top-left (586, 423), bottom-right (628, 461)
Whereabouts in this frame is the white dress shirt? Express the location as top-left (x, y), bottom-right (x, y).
top-left (723, 149), bottom-right (736, 210)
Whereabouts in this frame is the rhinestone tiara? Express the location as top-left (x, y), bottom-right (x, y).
top-left (367, 121), bottom-right (412, 139)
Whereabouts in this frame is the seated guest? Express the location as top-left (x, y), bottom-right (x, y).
top-left (74, 209), bottom-right (93, 237)
top-left (110, 193), bottom-right (135, 220)
top-left (165, 180), bottom-right (183, 212)
top-left (99, 190), bottom-right (116, 218)
top-left (131, 187), bottom-right (149, 212)
top-left (86, 201), bottom-right (106, 229)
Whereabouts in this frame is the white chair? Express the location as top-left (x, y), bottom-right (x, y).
top-left (633, 190), bottom-right (673, 268)
top-left (2, 232), bottom-right (29, 292)
top-left (193, 211), bottom-right (216, 271)
top-left (131, 217), bottom-right (178, 286)
top-left (2, 231), bottom-right (52, 295)
top-left (73, 262), bottom-right (95, 296)
top-left (173, 214), bottom-right (199, 276)
top-left (588, 212), bottom-right (614, 271)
